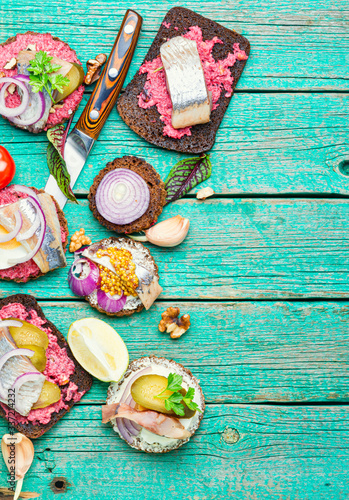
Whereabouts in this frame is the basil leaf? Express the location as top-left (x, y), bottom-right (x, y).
top-left (164, 154), bottom-right (212, 204)
top-left (47, 143), bottom-right (78, 204)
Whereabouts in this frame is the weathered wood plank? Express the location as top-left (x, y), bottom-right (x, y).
top-left (1, 199), bottom-right (349, 299)
top-left (24, 299), bottom-right (349, 404)
top-left (1, 404), bottom-right (348, 499)
top-left (1, 0), bottom-right (348, 90)
top-left (2, 92), bottom-right (348, 195)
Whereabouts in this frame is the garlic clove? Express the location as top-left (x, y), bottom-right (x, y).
top-left (2, 433), bottom-right (34, 499)
top-left (196, 187), bottom-right (215, 200)
top-left (145, 215), bottom-right (190, 247)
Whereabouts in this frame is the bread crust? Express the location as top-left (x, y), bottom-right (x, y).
top-left (117, 7), bottom-right (250, 153)
top-left (88, 156), bottom-right (167, 234)
top-left (0, 294), bottom-right (93, 439)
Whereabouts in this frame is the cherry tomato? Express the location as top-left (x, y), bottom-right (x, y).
top-left (0, 146), bottom-right (16, 189)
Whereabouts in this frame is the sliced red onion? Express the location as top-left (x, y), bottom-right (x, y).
top-left (116, 418), bottom-right (134, 444)
top-left (124, 394), bottom-right (141, 433)
top-left (8, 196), bottom-right (46, 266)
top-left (0, 211), bottom-right (22, 243)
top-left (0, 77), bottom-right (29, 117)
top-left (95, 169), bottom-right (150, 225)
top-left (12, 372), bottom-right (43, 391)
top-left (68, 258), bottom-right (100, 296)
top-left (123, 417), bottom-right (140, 436)
top-left (74, 245), bottom-right (89, 260)
top-left (8, 75), bottom-right (46, 126)
top-left (12, 185), bottom-right (40, 202)
top-left (0, 320), bottom-right (23, 328)
top-left (96, 289), bottom-right (127, 313)
top-left (17, 215), bottom-right (40, 241)
top-left (0, 348), bottom-right (34, 372)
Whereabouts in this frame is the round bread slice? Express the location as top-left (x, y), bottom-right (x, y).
top-left (85, 237), bottom-right (160, 317)
top-left (0, 186), bottom-right (68, 283)
top-left (88, 156), bottom-right (167, 234)
top-left (0, 31), bottom-right (85, 133)
top-left (106, 356), bottom-right (205, 453)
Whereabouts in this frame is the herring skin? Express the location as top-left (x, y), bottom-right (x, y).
top-left (102, 403), bottom-right (191, 439)
top-left (160, 36), bottom-right (211, 129)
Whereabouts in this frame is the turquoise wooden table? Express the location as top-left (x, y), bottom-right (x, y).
top-left (0, 0), bottom-right (349, 498)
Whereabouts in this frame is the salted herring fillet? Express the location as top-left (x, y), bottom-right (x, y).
top-left (102, 403), bottom-right (191, 439)
top-left (0, 324), bottom-right (45, 416)
top-left (0, 194), bottom-right (66, 273)
top-left (160, 36), bottom-right (211, 129)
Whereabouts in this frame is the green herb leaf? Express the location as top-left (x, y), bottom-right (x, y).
top-left (28, 50), bottom-right (68, 103)
top-left (47, 124), bottom-right (66, 159)
top-left (165, 399), bottom-right (185, 417)
top-left (164, 154), bottom-right (212, 204)
top-left (166, 373), bottom-right (183, 392)
top-left (47, 143), bottom-right (78, 204)
top-left (182, 387), bottom-right (201, 412)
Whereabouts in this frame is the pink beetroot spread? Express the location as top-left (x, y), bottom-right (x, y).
top-left (138, 26), bottom-right (248, 139)
top-left (0, 32), bottom-right (84, 129)
top-left (0, 302), bottom-right (85, 425)
top-left (0, 185), bottom-right (67, 282)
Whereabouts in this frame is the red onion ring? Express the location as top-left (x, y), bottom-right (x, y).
top-left (17, 215), bottom-right (40, 241)
top-left (8, 75), bottom-right (46, 126)
top-left (11, 185), bottom-right (40, 202)
top-left (116, 417), bottom-right (134, 444)
top-left (8, 196), bottom-right (46, 266)
top-left (0, 211), bottom-right (22, 243)
top-left (0, 77), bottom-right (29, 117)
top-left (0, 348), bottom-right (34, 372)
top-left (96, 289), bottom-right (127, 314)
top-left (124, 394), bottom-right (141, 433)
top-left (0, 320), bottom-right (22, 328)
top-left (12, 372), bottom-right (43, 391)
top-left (95, 169), bottom-right (150, 225)
top-left (68, 258), bottom-right (100, 296)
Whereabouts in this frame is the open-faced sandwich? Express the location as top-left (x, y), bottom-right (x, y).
top-left (88, 156), bottom-right (167, 234)
top-left (0, 294), bottom-right (93, 438)
top-left (0, 31), bottom-right (85, 133)
top-left (0, 184), bottom-right (68, 283)
top-left (103, 356), bottom-right (205, 453)
top-left (117, 7), bottom-right (250, 153)
top-left (68, 237), bottom-right (162, 316)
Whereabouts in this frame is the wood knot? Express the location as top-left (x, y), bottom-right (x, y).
top-left (50, 477), bottom-right (70, 494)
top-left (222, 427), bottom-right (240, 444)
top-left (338, 159), bottom-right (349, 177)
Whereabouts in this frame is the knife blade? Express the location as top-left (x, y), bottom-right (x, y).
top-left (45, 9), bottom-right (143, 208)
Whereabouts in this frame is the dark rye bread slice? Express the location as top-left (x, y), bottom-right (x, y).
top-left (0, 187), bottom-right (69, 283)
top-left (117, 7), bottom-right (250, 154)
top-left (0, 294), bottom-right (93, 439)
top-left (0, 31), bottom-right (84, 133)
top-left (85, 237), bottom-right (160, 317)
top-left (88, 156), bottom-right (167, 234)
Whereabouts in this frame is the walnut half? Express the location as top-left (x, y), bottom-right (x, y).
top-left (84, 53), bottom-right (107, 85)
top-left (158, 307), bottom-right (191, 339)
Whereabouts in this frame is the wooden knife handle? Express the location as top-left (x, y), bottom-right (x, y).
top-left (76, 9), bottom-right (142, 139)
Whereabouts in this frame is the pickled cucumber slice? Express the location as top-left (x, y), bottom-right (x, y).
top-left (32, 381), bottom-right (61, 410)
top-left (131, 375), bottom-right (196, 418)
top-left (8, 319), bottom-right (49, 349)
top-left (17, 344), bottom-right (47, 372)
top-left (54, 63), bottom-right (85, 102)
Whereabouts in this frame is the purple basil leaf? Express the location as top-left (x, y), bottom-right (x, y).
top-left (47, 143), bottom-right (78, 204)
top-left (164, 154), bottom-right (212, 204)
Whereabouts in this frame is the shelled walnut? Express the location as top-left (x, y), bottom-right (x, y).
top-left (69, 228), bottom-right (92, 252)
top-left (158, 307), bottom-right (191, 339)
top-left (84, 54), bottom-right (107, 85)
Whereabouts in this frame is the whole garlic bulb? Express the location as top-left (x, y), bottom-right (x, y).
top-left (145, 215), bottom-right (190, 247)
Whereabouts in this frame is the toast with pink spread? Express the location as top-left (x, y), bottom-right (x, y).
top-left (0, 294), bottom-right (93, 439)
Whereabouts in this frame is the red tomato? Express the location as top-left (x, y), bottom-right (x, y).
top-left (0, 146), bottom-right (16, 189)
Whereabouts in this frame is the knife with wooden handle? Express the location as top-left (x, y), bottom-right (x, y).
top-left (45, 9), bottom-right (142, 208)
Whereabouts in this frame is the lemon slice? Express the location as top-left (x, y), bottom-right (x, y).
top-left (68, 318), bottom-right (129, 382)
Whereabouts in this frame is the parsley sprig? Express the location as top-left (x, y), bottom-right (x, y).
top-left (28, 51), bottom-right (70, 103)
top-left (155, 373), bottom-right (201, 417)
